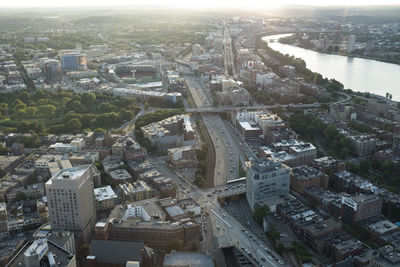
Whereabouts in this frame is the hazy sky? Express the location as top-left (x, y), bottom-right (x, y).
top-left (1, 0), bottom-right (400, 8)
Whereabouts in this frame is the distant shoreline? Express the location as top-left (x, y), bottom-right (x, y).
top-left (260, 33), bottom-right (400, 103)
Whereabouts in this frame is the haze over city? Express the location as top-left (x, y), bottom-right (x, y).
top-left (1, 0), bottom-right (400, 8)
top-left (0, 1), bottom-right (399, 267)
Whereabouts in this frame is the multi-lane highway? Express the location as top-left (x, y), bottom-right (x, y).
top-left (223, 22), bottom-right (236, 77)
top-left (205, 193), bottom-right (287, 267)
top-left (203, 115), bottom-right (238, 185)
top-left (184, 75), bottom-right (241, 187)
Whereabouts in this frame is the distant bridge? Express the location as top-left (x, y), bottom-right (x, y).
top-left (186, 103), bottom-right (321, 113)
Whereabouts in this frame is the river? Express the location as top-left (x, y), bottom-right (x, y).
top-left (262, 34), bottom-right (400, 101)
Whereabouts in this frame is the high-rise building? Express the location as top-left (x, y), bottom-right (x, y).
top-left (61, 53), bottom-right (87, 72)
top-left (205, 36), bottom-right (214, 48)
top-left (192, 44), bottom-right (203, 57)
top-left (213, 38), bottom-right (224, 53)
top-left (246, 158), bottom-right (290, 211)
top-left (347, 35), bottom-right (356, 53)
top-left (0, 202), bottom-right (8, 239)
top-left (44, 59), bottom-right (62, 84)
top-left (45, 165), bottom-right (96, 243)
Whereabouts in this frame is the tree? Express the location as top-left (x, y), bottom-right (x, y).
top-left (118, 108), bottom-right (134, 122)
top-left (324, 124), bottom-right (339, 142)
top-left (14, 109), bottom-right (26, 120)
top-left (0, 144), bottom-right (7, 155)
top-left (190, 242), bottom-right (199, 252)
top-left (15, 192), bottom-right (26, 202)
top-left (66, 118), bottom-right (82, 133)
top-left (360, 159), bottom-right (371, 174)
top-left (98, 103), bottom-right (115, 113)
top-left (339, 147), bottom-right (350, 159)
top-left (26, 106), bottom-right (37, 118)
top-left (0, 103), bottom-right (8, 117)
top-left (81, 92), bottom-right (96, 106)
top-left (17, 121), bottom-right (31, 133)
top-left (253, 205), bottom-right (270, 226)
top-left (167, 238), bottom-right (183, 253)
top-left (144, 102), bottom-right (150, 110)
top-left (38, 104), bottom-right (56, 119)
top-left (77, 244), bottom-right (90, 266)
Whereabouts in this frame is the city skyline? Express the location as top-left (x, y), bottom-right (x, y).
top-left (1, 0), bottom-right (400, 8)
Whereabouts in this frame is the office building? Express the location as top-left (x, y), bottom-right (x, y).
top-left (246, 158), bottom-right (290, 211)
top-left (45, 165), bottom-right (96, 243)
top-left (43, 59), bottom-right (62, 84)
top-left (341, 194), bottom-right (382, 226)
top-left (347, 35), bottom-right (356, 53)
top-left (192, 44), bottom-right (203, 57)
top-left (349, 134), bottom-right (377, 156)
top-left (213, 38), bottom-right (224, 53)
top-left (0, 202), bottom-right (8, 239)
top-left (61, 53), bottom-right (87, 71)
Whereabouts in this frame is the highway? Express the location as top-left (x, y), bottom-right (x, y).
top-left (223, 22), bottom-right (236, 77)
top-left (203, 115), bottom-right (238, 185)
top-left (185, 75), bottom-right (240, 187)
top-left (186, 92), bottom-right (352, 113)
top-left (205, 194), bottom-right (287, 267)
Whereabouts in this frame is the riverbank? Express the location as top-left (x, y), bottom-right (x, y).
top-left (280, 40), bottom-right (400, 66)
top-left (262, 34), bottom-right (400, 101)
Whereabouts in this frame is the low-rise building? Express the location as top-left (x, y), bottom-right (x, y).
top-left (341, 194), bottom-right (382, 226)
top-left (94, 202), bottom-right (201, 250)
top-left (312, 156), bottom-right (346, 173)
top-left (163, 251), bottom-right (214, 267)
top-left (86, 240), bottom-right (156, 267)
top-left (6, 238), bottom-right (77, 267)
top-left (94, 186), bottom-right (118, 211)
top-left (0, 155), bottom-right (24, 178)
top-left (369, 245), bottom-right (400, 267)
top-left (109, 169), bottom-right (133, 183)
top-left (120, 181), bottom-right (153, 202)
top-left (290, 166), bottom-right (329, 194)
top-left (6, 183), bottom-right (45, 203)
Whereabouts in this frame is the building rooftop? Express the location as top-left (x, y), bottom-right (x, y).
top-left (94, 186), bottom-right (117, 201)
top-left (334, 239), bottom-right (364, 255)
top-left (6, 239), bottom-right (75, 267)
top-left (163, 251), bottom-right (214, 267)
top-left (109, 169), bottom-right (132, 181)
top-left (291, 166), bottom-right (326, 180)
top-left (47, 164), bottom-right (91, 182)
top-left (109, 198), bottom-right (166, 223)
top-left (120, 181), bottom-right (151, 195)
top-left (89, 240), bottom-right (143, 265)
top-left (368, 220), bottom-right (399, 235)
top-left (165, 205), bottom-right (185, 218)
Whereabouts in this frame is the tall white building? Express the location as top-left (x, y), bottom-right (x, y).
top-left (213, 38), bottom-right (224, 53)
top-left (192, 44), bottom-right (203, 57)
top-left (45, 165), bottom-right (96, 243)
top-left (246, 158), bottom-right (290, 211)
top-left (347, 35), bottom-right (356, 53)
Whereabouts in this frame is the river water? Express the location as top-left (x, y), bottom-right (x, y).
top-left (262, 34), bottom-right (400, 101)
